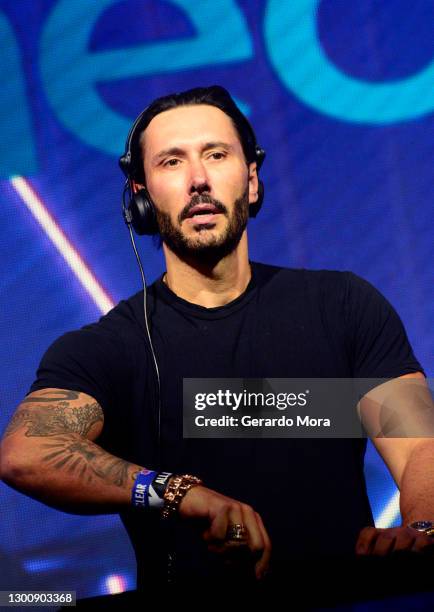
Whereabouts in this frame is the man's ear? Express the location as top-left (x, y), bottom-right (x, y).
top-left (131, 180), bottom-right (145, 194)
top-left (248, 161), bottom-right (259, 204)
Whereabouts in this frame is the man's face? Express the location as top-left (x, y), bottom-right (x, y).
top-left (138, 104), bottom-right (258, 261)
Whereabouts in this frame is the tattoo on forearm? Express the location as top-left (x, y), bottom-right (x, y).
top-left (40, 436), bottom-right (133, 487)
top-left (3, 392), bottom-right (136, 490)
top-left (4, 401), bottom-right (103, 438)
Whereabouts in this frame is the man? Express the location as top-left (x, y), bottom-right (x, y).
top-left (1, 86), bottom-right (433, 592)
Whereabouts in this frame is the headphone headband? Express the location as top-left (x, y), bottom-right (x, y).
top-left (119, 106), bottom-right (151, 178)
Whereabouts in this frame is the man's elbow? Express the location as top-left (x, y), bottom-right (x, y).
top-left (0, 439), bottom-right (36, 488)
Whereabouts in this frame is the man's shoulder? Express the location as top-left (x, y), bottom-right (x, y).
top-left (54, 290), bottom-right (145, 350)
top-left (88, 290), bottom-right (144, 333)
top-left (251, 260), bottom-right (354, 291)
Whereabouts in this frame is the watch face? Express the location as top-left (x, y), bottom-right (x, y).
top-left (410, 521), bottom-right (433, 530)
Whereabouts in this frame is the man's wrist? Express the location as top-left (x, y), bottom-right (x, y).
top-left (131, 470), bottom-right (203, 515)
top-left (131, 470), bottom-right (174, 511)
top-left (161, 474), bottom-right (203, 519)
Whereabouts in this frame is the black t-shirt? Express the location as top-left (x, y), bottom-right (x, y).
top-left (29, 262), bottom-right (423, 583)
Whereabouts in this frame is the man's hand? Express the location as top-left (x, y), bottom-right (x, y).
top-left (178, 485), bottom-right (271, 580)
top-left (356, 526), bottom-right (434, 556)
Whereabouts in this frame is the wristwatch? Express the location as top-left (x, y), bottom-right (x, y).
top-left (408, 521), bottom-right (434, 537)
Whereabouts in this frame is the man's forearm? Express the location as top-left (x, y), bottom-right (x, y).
top-left (0, 389), bottom-right (147, 514)
top-left (399, 439), bottom-right (434, 524)
top-left (1, 431), bottom-right (143, 514)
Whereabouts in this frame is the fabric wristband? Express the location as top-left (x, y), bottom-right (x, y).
top-left (149, 471), bottom-right (173, 509)
top-left (131, 470), bottom-right (174, 510)
top-left (131, 469), bottom-right (157, 509)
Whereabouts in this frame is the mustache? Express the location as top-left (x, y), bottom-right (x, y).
top-left (179, 194), bottom-right (227, 223)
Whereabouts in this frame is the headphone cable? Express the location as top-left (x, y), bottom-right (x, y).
top-left (125, 223), bottom-right (162, 465)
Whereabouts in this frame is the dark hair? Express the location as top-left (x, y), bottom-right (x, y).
top-left (128, 85), bottom-right (259, 183)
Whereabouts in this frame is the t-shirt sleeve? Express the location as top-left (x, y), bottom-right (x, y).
top-left (28, 327), bottom-right (126, 415)
top-left (344, 272), bottom-right (424, 379)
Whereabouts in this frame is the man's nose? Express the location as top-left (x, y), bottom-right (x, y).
top-left (189, 160), bottom-right (210, 195)
top-left (190, 181), bottom-right (210, 196)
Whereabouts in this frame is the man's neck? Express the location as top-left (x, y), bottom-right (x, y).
top-left (162, 234), bottom-right (251, 308)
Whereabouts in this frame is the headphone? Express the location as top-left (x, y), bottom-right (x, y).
top-left (119, 105), bottom-right (266, 235)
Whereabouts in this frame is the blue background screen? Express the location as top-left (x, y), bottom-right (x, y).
top-left (1, 0), bottom-right (432, 598)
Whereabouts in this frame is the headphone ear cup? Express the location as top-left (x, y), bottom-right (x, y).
top-left (129, 188), bottom-right (159, 235)
top-left (248, 179), bottom-right (264, 218)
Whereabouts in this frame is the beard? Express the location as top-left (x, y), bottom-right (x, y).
top-left (155, 186), bottom-right (250, 265)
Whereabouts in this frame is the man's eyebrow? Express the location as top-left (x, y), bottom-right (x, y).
top-left (152, 147), bottom-right (184, 164)
top-left (152, 141), bottom-right (233, 164)
top-left (202, 141), bottom-right (233, 152)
